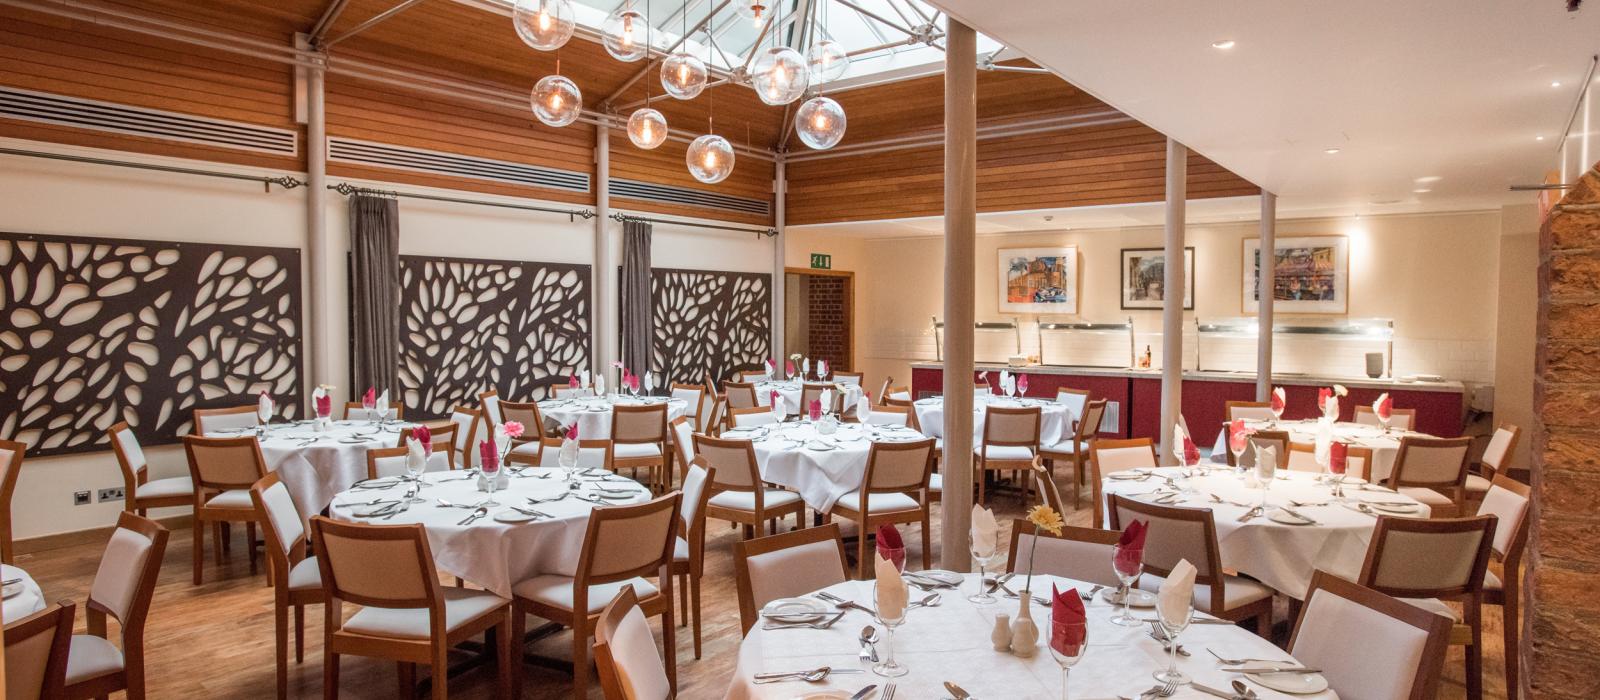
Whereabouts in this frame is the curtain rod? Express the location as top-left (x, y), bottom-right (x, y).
top-left (329, 183), bottom-right (595, 220)
top-left (610, 213), bottom-right (778, 238)
top-left (0, 147), bottom-right (305, 191)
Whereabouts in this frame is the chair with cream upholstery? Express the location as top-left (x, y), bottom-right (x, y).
top-left (670, 383), bottom-right (706, 431)
top-left (4, 601), bottom-right (74, 700)
top-left (510, 493), bottom-right (681, 699)
top-left (1040, 398), bottom-right (1106, 510)
top-left (249, 472), bottom-right (324, 700)
top-left (1109, 494), bottom-right (1275, 635)
top-left (311, 516), bottom-right (512, 700)
top-left (736, 370), bottom-right (768, 382)
top-left (1232, 430), bottom-right (1289, 468)
top-left (1466, 423), bottom-right (1521, 500)
top-left (728, 407), bottom-right (779, 428)
top-left (0, 439), bottom-right (27, 564)
top-left (498, 399), bottom-right (546, 443)
top-left (593, 585), bottom-right (672, 700)
top-left (397, 423), bottom-right (457, 472)
top-left (722, 381), bottom-right (759, 428)
top-left (1357, 514), bottom-right (1497, 700)
top-left (669, 415), bottom-right (697, 483)
top-left (1088, 438), bottom-right (1158, 528)
top-left (733, 524), bottom-right (850, 633)
top-left (700, 376), bottom-right (724, 436)
top-left (192, 405), bottom-right (260, 435)
top-left (553, 386), bottom-right (592, 399)
top-left (448, 406), bottom-right (488, 470)
top-left (667, 459), bottom-right (716, 658)
top-left (799, 382), bottom-right (838, 414)
top-left (364, 446), bottom-right (410, 480)
top-left (477, 389), bottom-right (503, 430)
top-left (1354, 405), bottom-right (1417, 431)
top-left (1006, 522), bottom-right (1122, 588)
top-left (860, 404), bottom-right (911, 427)
top-left (1030, 456), bottom-right (1066, 514)
top-left (62, 512), bottom-right (169, 700)
top-left (1475, 475), bottom-right (1530, 696)
top-left (882, 384), bottom-right (912, 404)
top-left (974, 405), bottom-right (1042, 506)
top-left (342, 402), bottom-right (404, 421)
top-left (832, 371), bottom-right (864, 386)
top-left (1388, 436), bottom-right (1472, 518)
top-left (108, 423), bottom-right (193, 518)
top-left (1286, 441), bottom-right (1321, 472)
top-left (696, 434), bottom-right (805, 538)
top-left (1290, 570), bottom-right (1452, 700)
top-left (182, 435), bottom-right (267, 584)
top-left (874, 377), bottom-right (893, 405)
top-left (828, 438), bottom-right (935, 578)
top-left (515, 437), bottom-right (614, 469)
top-left (611, 402), bottom-right (669, 491)
top-left (1224, 401), bottom-right (1277, 422)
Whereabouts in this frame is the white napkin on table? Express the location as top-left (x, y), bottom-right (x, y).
top-left (971, 505), bottom-right (999, 558)
top-left (820, 389), bottom-right (834, 412)
top-left (856, 397), bottom-right (871, 423)
top-left (1254, 444), bottom-right (1278, 474)
top-left (581, 369), bottom-right (591, 388)
top-left (405, 437), bottom-right (426, 473)
top-left (874, 554), bottom-right (908, 619)
top-left (595, 375), bottom-right (607, 396)
top-left (257, 392), bottom-right (273, 421)
top-left (377, 389), bottom-right (390, 413)
top-left (1158, 559), bottom-right (1197, 627)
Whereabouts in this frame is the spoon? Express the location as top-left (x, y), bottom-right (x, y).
top-left (1231, 680), bottom-right (1260, 699)
top-left (944, 681), bottom-right (974, 699)
top-left (908, 592), bottom-right (942, 609)
top-left (859, 625), bottom-right (879, 662)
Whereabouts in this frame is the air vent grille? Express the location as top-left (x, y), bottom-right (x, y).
top-left (0, 86), bottom-right (297, 155)
top-left (328, 137), bottom-right (590, 193)
top-left (610, 178), bottom-right (770, 216)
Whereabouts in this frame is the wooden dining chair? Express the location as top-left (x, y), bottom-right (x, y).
top-left (733, 523), bottom-right (850, 634)
top-left (612, 402), bottom-right (669, 491)
top-left (517, 437), bottom-right (615, 468)
top-left (192, 405), bottom-right (260, 434)
top-left (364, 446), bottom-right (410, 480)
top-left (1290, 570), bottom-right (1453, 700)
top-left (0, 439), bottom-right (28, 564)
top-left (700, 375), bottom-right (724, 436)
top-left (874, 377), bottom-right (893, 405)
top-left (4, 601), bottom-right (75, 700)
top-left (722, 381), bottom-right (759, 426)
top-left (1232, 429), bottom-right (1289, 468)
top-left (1474, 475), bottom-right (1530, 696)
top-left (1466, 423), bottom-right (1521, 500)
top-left (800, 382), bottom-right (835, 413)
top-left (1224, 401), bottom-right (1276, 422)
top-left (882, 384), bottom-right (911, 404)
top-left (736, 369), bottom-right (768, 382)
top-left (1030, 456), bottom-right (1067, 514)
top-left (1388, 436), bottom-right (1472, 517)
top-left (341, 401), bottom-right (405, 421)
top-left (1108, 494), bottom-right (1275, 635)
top-left (182, 435), bottom-right (267, 584)
top-left (510, 493), bottom-right (681, 699)
top-left (668, 415), bottom-right (697, 482)
top-left (974, 405), bottom-right (1042, 505)
top-left (1040, 398), bottom-right (1106, 509)
top-left (311, 516), bottom-right (512, 700)
top-left (832, 370), bottom-right (864, 386)
top-left (1006, 522), bottom-right (1123, 588)
top-left (593, 585), bottom-right (672, 700)
top-left (860, 404), bottom-right (912, 426)
top-left (498, 399), bottom-right (546, 442)
top-left (668, 459), bottom-right (716, 658)
top-left (448, 406), bottom-right (487, 470)
top-left (398, 422), bottom-right (457, 470)
top-left (695, 434), bottom-right (805, 538)
top-left (728, 406), bottom-right (779, 428)
top-left (827, 438), bottom-right (936, 578)
top-left (1088, 437), bottom-right (1158, 528)
top-left (669, 383), bottom-right (707, 431)
top-left (249, 472), bottom-right (324, 700)
top-left (62, 512), bottom-right (170, 700)
top-left (1284, 441), bottom-right (1375, 479)
top-left (108, 423), bottom-right (193, 517)
top-left (1354, 405), bottom-right (1418, 431)
top-left (477, 389), bottom-right (503, 429)
top-left (1357, 514), bottom-right (1497, 700)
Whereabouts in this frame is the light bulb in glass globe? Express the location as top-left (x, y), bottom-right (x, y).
top-left (530, 74), bottom-right (582, 127)
top-left (661, 52), bottom-right (708, 100)
top-left (627, 108), bottom-right (668, 149)
top-left (794, 96), bottom-right (846, 150)
top-left (602, 6), bottom-right (650, 62)
top-left (734, 0), bottom-right (769, 26)
top-left (685, 134), bottom-right (735, 183)
top-left (751, 46), bottom-right (809, 106)
top-left (512, 0), bottom-right (576, 51)
top-left (807, 39), bottom-right (849, 84)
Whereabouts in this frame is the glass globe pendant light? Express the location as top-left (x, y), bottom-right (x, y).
top-left (686, 134), bottom-right (734, 183)
top-left (531, 73), bottom-right (582, 127)
top-left (751, 46), bottom-right (809, 105)
top-left (794, 95), bottom-right (846, 150)
top-left (661, 52), bottom-right (708, 99)
top-left (602, 3), bottom-right (650, 62)
top-left (734, 0), bottom-right (769, 26)
top-left (512, 0), bottom-right (576, 51)
top-left (807, 38), bottom-right (849, 84)
top-left (628, 108), bottom-right (668, 149)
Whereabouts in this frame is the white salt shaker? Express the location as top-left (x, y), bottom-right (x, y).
top-left (991, 613), bottom-right (1012, 652)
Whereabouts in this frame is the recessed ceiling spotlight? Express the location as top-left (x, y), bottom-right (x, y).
top-left (1413, 188), bottom-right (1432, 194)
top-left (1552, 81), bottom-right (1563, 88)
top-left (1537, 135), bottom-right (1546, 141)
top-left (1324, 148), bottom-right (1341, 154)
top-left (1414, 175), bottom-right (1442, 183)
top-left (1211, 39), bottom-right (1236, 49)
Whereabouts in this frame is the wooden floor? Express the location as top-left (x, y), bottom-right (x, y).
top-left (13, 483), bottom-right (1509, 699)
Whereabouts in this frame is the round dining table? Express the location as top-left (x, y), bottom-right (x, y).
top-left (208, 419), bottom-right (419, 525)
top-left (913, 395), bottom-right (1078, 447)
top-left (327, 467), bottom-right (652, 598)
top-left (753, 380), bottom-right (865, 414)
top-left (1101, 467), bottom-right (1430, 599)
top-left (1, 564), bottom-right (46, 622)
top-left (722, 420), bottom-right (930, 512)
top-left (724, 573), bottom-right (1337, 699)
top-left (537, 394), bottom-right (688, 439)
top-left (1207, 419), bottom-right (1430, 482)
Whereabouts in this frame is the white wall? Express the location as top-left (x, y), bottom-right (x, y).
top-left (1494, 204), bottom-right (1539, 471)
top-left (0, 139), bottom-right (778, 539)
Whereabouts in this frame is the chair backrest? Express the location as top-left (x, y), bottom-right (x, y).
top-left (1006, 523), bottom-right (1122, 588)
top-left (875, 377), bottom-right (893, 405)
top-left (343, 402), bottom-right (404, 421)
top-left (0, 440), bottom-right (26, 563)
top-left (576, 493), bottom-right (681, 586)
top-left (733, 523), bottom-right (849, 633)
top-left (729, 407), bottom-right (778, 428)
top-left (1108, 495), bottom-right (1226, 608)
top-left (1290, 570), bottom-right (1452, 700)
top-left (593, 585), bottom-right (671, 700)
top-left (982, 405), bottom-right (1042, 449)
top-left (1358, 514), bottom-right (1496, 600)
top-left (1389, 436), bottom-right (1471, 489)
top-left (366, 446), bottom-right (410, 480)
top-left (669, 416), bottom-right (696, 471)
top-left (182, 435), bottom-right (268, 492)
top-left (800, 382), bottom-right (834, 413)
top-left (700, 377), bottom-right (723, 429)
top-left (1225, 401), bottom-right (1276, 422)
top-left (679, 460), bottom-right (716, 575)
top-left (553, 387), bottom-right (593, 399)
top-left (312, 517), bottom-right (446, 634)
top-left (399, 422), bottom-right (458, 469)
top-left (884, 385), bottom-right (912, 403)
top-left (864, 404), bottom-right (911, 427)
top-left (3, 601), bottom-right (75, 700)
top-left (694, 434), bottom-right (761, 491)
top-left (832, 371), bottom-right (863, 386)
top-left (1476, 475), bottom-right (1531, 564)
top-left (192, 405), bottom-right (260, 434)
top-left (250, 472), bottom-right (308, 586)
top-left (450, 406), bottom-right (487, 469)
top-left (531, 437), bottom-right (614, 468)
top-left (1280, 443), bottom-right (1376, 480)
top-left (1031, 457), bottom-right (1065, 514)
top-left (1092, 438), bottom-right (1157, 476)
top-left (669, 384), bottom-right (706, 429)
top-left (884, 397), bottom-right (919, 431)
top-left (1479, 423), bottom-right (1521, 476)
top-left (613, 403), bottom-right (668, 444)
top-left (107, 423), bottom-right (146, 496)
top-left (1055, 388), bottom-right (1090, 425)
top-left (1286, 441), bottom-right (1322, 472)
top-left (862, 439), bottom-right (934, 493)
top-left (499, 400), bottom-right (543, 437)
top-left (1076, 399), bottom-right (1108, 441)
top-left (1354, 405), bottom-right (1417, 431)
top-left (736, 370), bottom-right (768, 382)
top-left (724, 382), bottom-right (758, 410)
top-left (87, 512), bottom-right (169, 652)
top-left (478, 389), bottom-right (503, 428)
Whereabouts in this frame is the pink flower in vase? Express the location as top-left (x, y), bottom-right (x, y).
top-left (500, 421), bottom-right (525, 440)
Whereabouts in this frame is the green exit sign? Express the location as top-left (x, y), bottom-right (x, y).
top-left (809, 253), bottom-right (832, 269)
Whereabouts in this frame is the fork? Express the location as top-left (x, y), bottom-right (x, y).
top-left (1141, 678), bottom-right (1179, 698)
top-left (1207, 648), bottom-right (1288, 666)
top-left (882, 682), bottom-right (897, 700)
top-left (761, 611), bottom-right (847, 630)
top-left (815, 591), bottom-right (877, 616)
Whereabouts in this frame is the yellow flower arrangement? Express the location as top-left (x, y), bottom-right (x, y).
top-left (1026, 504), bottom-right (1065, 537)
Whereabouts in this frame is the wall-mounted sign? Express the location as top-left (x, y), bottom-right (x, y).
top-left (810, 253), bottom-right (832, 270)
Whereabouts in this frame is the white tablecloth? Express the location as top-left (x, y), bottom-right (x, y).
top-left (913, 395), bottom-right (1077, 448)
top-left (328, 468), bottom-right (651, 598)
top-left (1208, 419), bottom-right (1428, 482)
top-left (1, 564), bottom-right (45, 623)
top-left (724, 421), bottom-right (929, 512)
top-left (753, 381), bottom-right (865, 414)
top-left (1102, 467), bottom-right (1430, 598)
top-left (208, 420), bottom-right (417, 525)
top-left (725, 574), bottom-right (1336, 700)
top-left (537, 395), bottom-right (688, 439)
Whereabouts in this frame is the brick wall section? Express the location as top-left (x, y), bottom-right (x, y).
top-left (1531, 166), bottom-right (1600, 699)
top-left (806, 275), bottom-right (850, 370)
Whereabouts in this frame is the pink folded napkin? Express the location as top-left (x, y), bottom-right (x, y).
top-left (785, 359), bottom-right (796, 377)
top-left (564, 422), bottom-right (579, 441)
top-left (808, 399), bottom-right (822, 421)
top-left (362, 387), bottom-right (376, 410)
top-left (412, 424), bottom-right (432, 455)
top-left (1330, 441), bottom-right (1348, 475)
top-left (569, 375), bottom-right (581, 389)
top-left (478, 439), bottom-right (499, 471)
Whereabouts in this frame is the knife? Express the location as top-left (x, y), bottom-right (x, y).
top-left (1191, 682), bottom-right (1241, 699)
top-left (848, 685), bottom-right (878, 700)
top-left (1223, 666), bottom-right (1323, 674)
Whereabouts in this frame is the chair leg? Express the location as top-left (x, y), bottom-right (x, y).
top-left (678, 573), bottom-right (689, 627)
top-left (571, 622), bottom-right (591, 700)
top-left (1255, 610), bottom-right (1272, 638)
top-left (1503, 599), bottom-right (1520, 699)
top-left (857, 521), bottom-right (870, 579)
top-left (920, 514), bottom-right (932, 570)
top-left (510, 604), bottom-right (526, 699)
top-left (294, 604), bottom-right (306, 663)
top-left (397, 661), bottom-right (415, 699)
top-left (323, 652), bottom-right (340, 700)
top-left (431, 640), bottom-right (449, 700)
top-left (275, 603), bottom-right (289, 700)
top-left (192, 516), bottom-right (205, 585)
top-left (1466, 607), bottom-right (1484, 700)
top-left (496, 616), bottom-right (513, 700)
top-left (247, 521), bottom-right (259, 574)
top-left (692, 572), bottom-right (704, 660)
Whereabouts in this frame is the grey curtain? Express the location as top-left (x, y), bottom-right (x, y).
top-left (349, 194), bottom-right (401, 395)
top-left (620, 219), bottom-right (654, 379)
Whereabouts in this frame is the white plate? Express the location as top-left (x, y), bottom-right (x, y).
top-left (1100, 588), bottom-right (1157, 608)
top-left (1246, 671), bottom-right (1330, 695)
top-left (1268, 510), bottom-right (1317, 526)
top-left (1108, 472), bottom-right (1147, 481)
top-left (2, 581), bottom-right (23, 599)
top-left (804, 440), bottom-right (837, 451)
top-left (794, 691), bottom-right (851, 699)
top-left (909, 569), bottom-right (964, 586)
top-left (493, 510), bottom-right (539, 523)
top-left (762, 597), bottom-right (829, 622)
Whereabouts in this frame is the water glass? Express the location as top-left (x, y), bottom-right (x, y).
top-left (1110, 544), bottom-right (1143, 627)
top-left (872, 582), bottom-right (908, 678)
top-left (1256, 454), bottom-right (1277, 509)
top-left (1049, 621), bottom-right (1087, 700)
top-left (968, 547), bottom-right (1003, 604)
top-left (1154, 604), bottom-right (1193, 685)
top-left (482, 463), bottom-right (501, 506)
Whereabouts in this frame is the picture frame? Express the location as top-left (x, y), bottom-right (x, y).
top-left (1120, 247), bottom-right (1194, 310)
top-left (999, 246), bottom-right (1079, 314)
top-left (1242, 235), bottom-right (1349, 314)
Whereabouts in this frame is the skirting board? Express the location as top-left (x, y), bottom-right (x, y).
top-left (13, 513), bottom-right (194, 557)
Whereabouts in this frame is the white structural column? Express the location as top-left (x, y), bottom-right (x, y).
top-left (773, 156), bottom-right (786, 359)
top-left (1159, 139), bottom-right (1187, 464)
top-left (1256, 190), bottom-right (1277, 400)
top-left (305, 57), bottom-right (335, 396)
top-left (941, 18), bottom-right (977, 570)
top-left (594, 122), bottom-right (616, 374)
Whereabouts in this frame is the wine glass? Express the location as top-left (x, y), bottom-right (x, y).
top-left (362, 394), bottom-right (377, 422)
top-left (872, 581), bottom-right (908, 678)
top-left (1049, 620), bottom-right (1087, 700)
top-left (1378, 413), bottom-right (1393, 435)
top-left (481, 459), bottom-right (501, 506)
top-left (1110, 544), bottom-right (1143, 627)
top-left (1329, 444), bottom-right (1348, 497)
top-left (558, 438), bottom-right (579, 481)
top-left (256, 399), bottom-right (272, 437)
top-left (1256, 449), bottom-right (1277, 510)
top-left (1153, 600), bottom-right (1193, 685)
top-left (1270, 402), bottom-right (1284, 427)
top-left (405, 449), bottom-right (427, 501)
top-left (967, 545), bottom-right (1004, 604)
top-left (1229, 432), bottom-right (1249, 475)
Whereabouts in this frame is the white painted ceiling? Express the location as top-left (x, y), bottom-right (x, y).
top-left (841, 0), bottom-right (1599, 225)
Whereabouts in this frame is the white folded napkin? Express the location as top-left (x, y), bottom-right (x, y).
top-left (257, 392), bottom-right (273, 421)
top-left (856, 397), bottom-right (871, 423)
top-left (1254, 444), bottom-right (1278, 478)
top-left (970, 505), bottom-right (999, 558)
top-left (581, 369), bottom-right (591, 388)
top-left (406, 437), bottom-right (426, 474)
top-left (820, 389), bottom-right (834, 411)
top-left (644, 371), bottom-right (655, 393)
top-left (377, 389), bottom-right (390, 412)
top-left (874, 554), bottom-right (907, 619)
top-left (595, 375), bottom-right (607, 396)
top-left (1158, 559), bottom-right (1197, 628)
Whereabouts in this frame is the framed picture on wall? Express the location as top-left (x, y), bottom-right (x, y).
top-left (1120, 247), bottom-right (1194, 310)
top-left (1242, 235), bottom-right (1349, 314)
top-left (999, 246), bottom-right (1079, 314)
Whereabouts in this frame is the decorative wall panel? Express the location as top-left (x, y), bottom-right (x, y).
top-left (650, 268), bottom-right (771, 386)
top-left (0, 232), bottom-right (303, 456)
top-left (397, 255), bottom-right (590, 418)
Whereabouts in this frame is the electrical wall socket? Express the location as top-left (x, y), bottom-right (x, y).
top-left (73, 490), bottom-right (91, 506)
top-left (97, 487), bottom-right (125, 503)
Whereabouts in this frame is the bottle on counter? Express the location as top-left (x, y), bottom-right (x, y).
top-left (1140, 345), bottom-right (1153, 369)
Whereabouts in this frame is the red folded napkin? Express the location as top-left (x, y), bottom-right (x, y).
top-left (1228, 418), bottom-right (1248, 451)
top-left (1114, 520), bottom-right (1146, 576)
top-left (1330, 441), bottom-right (1348, 475)
top-left (1182, 430), bottom-right (1201, 466)
top-left (1376, 393), bottom-right (1393, 420)
top-left (1270, 387), bottom-right (1286, 413)
top-left (808, 399), bottom-right (823, 421)
top-left (413, 425), bottom-right (432, 455)
top-left (478, 439), bottom-right (499, 471)
top-left (564, 422), bottom-right (579, 441)
top-left (569, 375), bottom-right (580, 388)
top-left (362, 387), bottom-right (376, 409)
top-left (770, 390), bottom-right (783, 409)
top-left (315, 393), bottom-right (331, 418)
top-left (785, 359), bottom-right (796, 376)
top-left (876, 524), bottom-right (905, 570)
top-left (1050, 584), bottom-right (1087, 656)
top-left (1018, 374), bottom-right (1030, 396)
